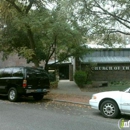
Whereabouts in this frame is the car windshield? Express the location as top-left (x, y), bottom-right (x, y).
top-left (123, 87), bottom-right (130, 93)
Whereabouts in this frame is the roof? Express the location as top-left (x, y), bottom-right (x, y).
top-left (48, 59), bottom-right (71, 65)
top-left (80, 56), bottom-right (130, 63)
top-left (80, 48), bottom-right (130, 63)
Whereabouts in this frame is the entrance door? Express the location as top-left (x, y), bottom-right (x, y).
top-left (59, 65), bottom-right (69, 79)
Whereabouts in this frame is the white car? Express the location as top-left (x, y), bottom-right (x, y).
top-left (89, 87), bottom-right (130, 118)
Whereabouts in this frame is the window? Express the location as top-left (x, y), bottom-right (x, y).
top-left (12, 68), bottom-right (23, 77)
top-left (27, 68), bottom-right (37, 78)
top-left (2, 68), bottom-right (13, 77)
top-left (0, 69), bottom-right (4, 78)
top-left (27, 68), bottom-right (44, 78)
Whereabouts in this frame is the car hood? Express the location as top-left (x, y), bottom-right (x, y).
top-left (93, 91), bottom-right (123, 99)
top-left (95, 90), bottom-right (120, 95)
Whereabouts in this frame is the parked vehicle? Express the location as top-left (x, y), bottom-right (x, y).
top-left (0, 66), bottom-right (50, 102)
top-left (89, 88), bottom-right (130, 118)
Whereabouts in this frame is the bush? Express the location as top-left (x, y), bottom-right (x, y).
top-left (50, 81), bottom-right (58, 89)
top-left (48, 72), bottom-right (56, 82)
top-left (74, 70), bottom-right (87, 87)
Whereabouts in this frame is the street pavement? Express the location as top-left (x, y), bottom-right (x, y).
top-left (45, 80), bottom-right (94, 105)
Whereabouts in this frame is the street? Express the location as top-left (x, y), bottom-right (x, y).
top-left (0, 96), bottom-right (129, 130)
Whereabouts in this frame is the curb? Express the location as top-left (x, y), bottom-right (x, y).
top-left (44, 98), bottom-right (90, 106)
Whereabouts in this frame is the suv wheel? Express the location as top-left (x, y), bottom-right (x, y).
top-left (33, 94), bottom-right (44, 101)
top-left (8, 87), bottom-right (18, 102)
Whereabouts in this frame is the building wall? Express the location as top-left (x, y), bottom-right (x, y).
top-left (81, 63), bottom-right (130, 81)
top-left (0, 53), bottom-right (44, 68)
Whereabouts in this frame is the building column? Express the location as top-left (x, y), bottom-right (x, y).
top-left (69, 64), bottom-right (73, 81)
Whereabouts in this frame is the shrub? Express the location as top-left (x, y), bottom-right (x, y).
top-left (50, 81), bottom-right (58, 89)
top-left (48, 72), bottom-right (56, 82)
top-left (74, 70), bottom-right (87, 87)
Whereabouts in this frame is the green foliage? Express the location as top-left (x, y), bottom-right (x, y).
top-left (18, 47), bottom-right (35, 60)
top-left (50, 81), bottom-right (59, 89)
top-left (74, 70), bottom-right (87, 87)
top-left (0, 0), bottom-right (88, 69)
top-left (60, 0), bottom-right (130, 47)
top-left (48, 72), bottom-right (56, 82)
top-left (82, 81), bottom-right (130, 92)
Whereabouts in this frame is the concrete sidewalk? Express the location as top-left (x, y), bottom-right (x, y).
top-left (45, 80), bottom-right (94, 105)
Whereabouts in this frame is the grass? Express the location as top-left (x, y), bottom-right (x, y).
top-left (80, 81), bottom-right (130, 92)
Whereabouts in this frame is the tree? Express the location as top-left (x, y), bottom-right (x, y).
top-left (61, 0), bottom-right (130, 47)
top-left (0, 0), bottom-right (88, 70)
top-left (0, 0), bottom-right (48, 67)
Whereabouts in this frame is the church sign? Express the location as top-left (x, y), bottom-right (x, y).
top-left (93, 66), bottom-right (130, 71)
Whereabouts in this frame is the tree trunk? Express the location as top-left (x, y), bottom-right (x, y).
top-left (44, 61), bottom-right (49, 72)
top-left (32, 55), bottom-right (39, 67)
top-left (33, 61), bottom-right (39, 67)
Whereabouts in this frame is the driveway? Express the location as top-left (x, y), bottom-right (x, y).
top-left (46, 80), bottom-right (93, 104)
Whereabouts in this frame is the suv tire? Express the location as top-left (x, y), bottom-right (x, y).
top-left (8, 87), bottom-right (19, 102)
top-left (33, 94), bottom-right (44, 101)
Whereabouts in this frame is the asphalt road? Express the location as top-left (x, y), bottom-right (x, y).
top-left (0, 96), bottom-right (130, 130)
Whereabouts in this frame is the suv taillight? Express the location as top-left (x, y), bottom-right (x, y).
top-left (23, 80), bottom-right (27, 88)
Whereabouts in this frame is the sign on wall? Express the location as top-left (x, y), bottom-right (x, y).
top-left (92, 66), bottom-right (130, 71)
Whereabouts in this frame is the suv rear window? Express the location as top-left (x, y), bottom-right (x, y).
top-left (0, 69), bottom-right (4, 78)
top-left (26, 68), bottom-right (46, 78)
top-left (12, 68), bottom-right (23, 77)
top-left (2, 68), bottom-right (13, 77)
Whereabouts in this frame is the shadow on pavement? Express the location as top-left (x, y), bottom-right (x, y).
top-left (0, 95), bottom-right (52, 103)
top-left (92, 111), bottom-right (130, 120)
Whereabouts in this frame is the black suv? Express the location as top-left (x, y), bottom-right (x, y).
top-left (0, 66), bottom-right (50, 102)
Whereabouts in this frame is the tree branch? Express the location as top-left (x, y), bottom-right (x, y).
top-left (25, 24), bottom-right (36, 50)
top-left (6, 0), bottom-right (22, 13)
top-left (93, 0), bottom-right (130, 29)
top-left (108, 29), bottom-right (130, 35)
top-left (26, 0), bottom-right (34, 14)
top-left (48, 36), bottom-right (57, 60)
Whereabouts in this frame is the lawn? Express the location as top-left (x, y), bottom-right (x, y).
top-left (80, 81), bottom-right (130, 92)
